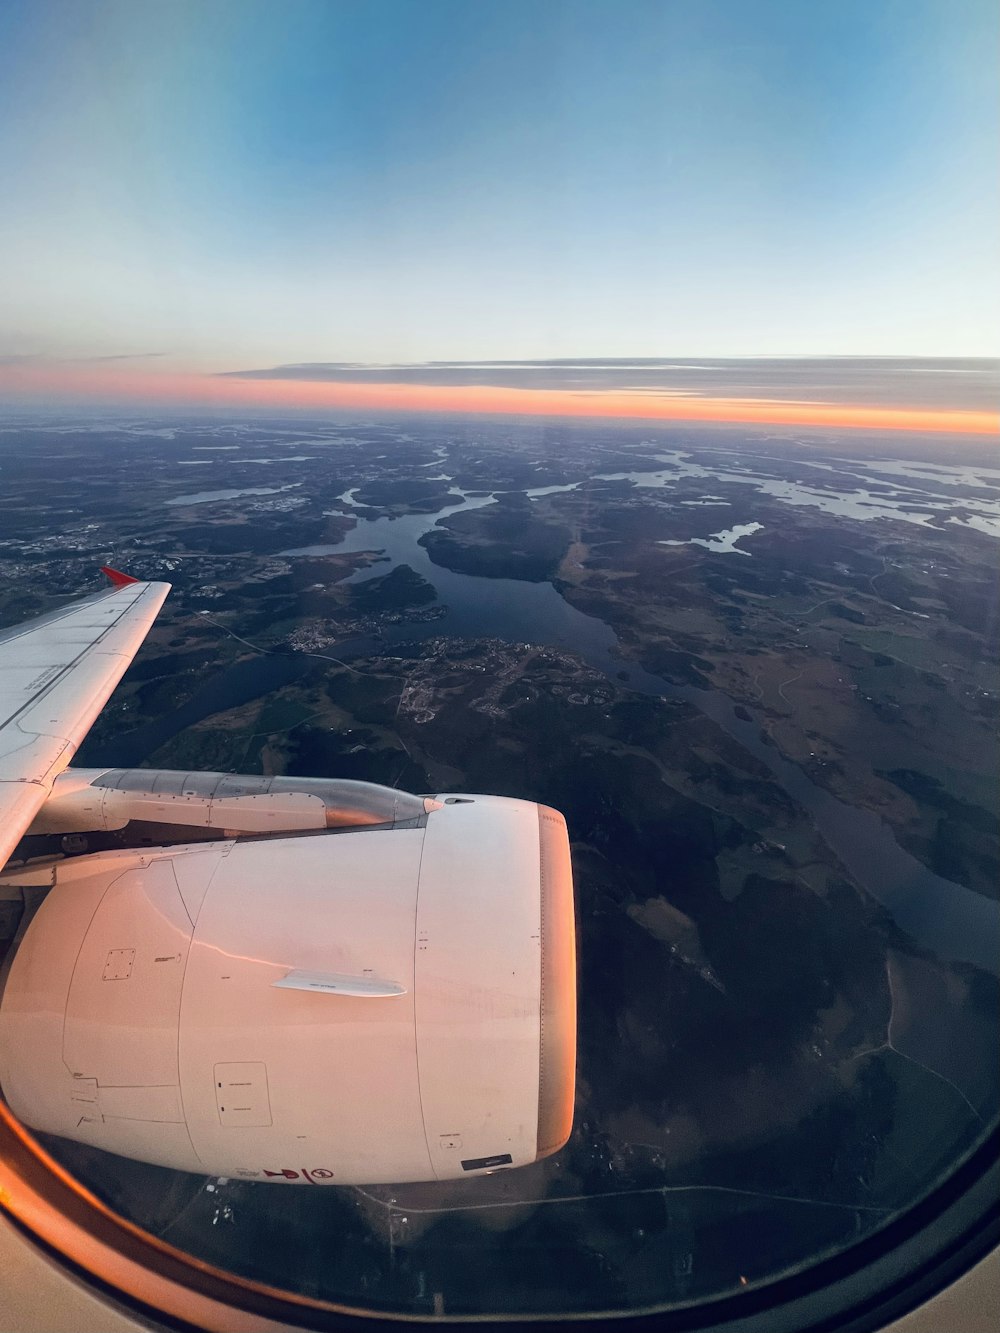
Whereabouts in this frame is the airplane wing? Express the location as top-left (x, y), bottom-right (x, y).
top-left (0, 570), bottom-right (171, 868)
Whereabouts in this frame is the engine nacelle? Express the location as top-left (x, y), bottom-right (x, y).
top-left (26, 768), bottom-right (438, 836)
top-left (0, 796), bottom-right (576, 1184)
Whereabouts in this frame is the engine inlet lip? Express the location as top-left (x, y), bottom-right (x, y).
top-left (535, 805), bottom-right (577, 1161)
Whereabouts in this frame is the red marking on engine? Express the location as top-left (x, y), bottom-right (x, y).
top-left (262, 1166), bottom-right (335, 1182)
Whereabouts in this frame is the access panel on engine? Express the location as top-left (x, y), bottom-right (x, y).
top-left (215, 1061), bottom-right (273, 1127)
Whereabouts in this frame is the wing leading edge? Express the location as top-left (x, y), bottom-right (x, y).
top-left (0, 576), bottom-right (171, 867)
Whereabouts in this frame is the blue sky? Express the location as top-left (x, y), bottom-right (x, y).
top-left (0, 0), bottom-right (997, 373)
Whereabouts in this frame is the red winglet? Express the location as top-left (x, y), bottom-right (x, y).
top-left (100, 565), bottom-right (140, 587)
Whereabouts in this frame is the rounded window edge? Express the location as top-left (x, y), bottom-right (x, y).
top-left (1, 1098), bottom-right (998, 1333)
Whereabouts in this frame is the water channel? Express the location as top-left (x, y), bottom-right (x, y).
top-left (278, 476), bottom-right (1000, 976)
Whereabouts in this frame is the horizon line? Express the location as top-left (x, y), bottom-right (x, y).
top-left (0, 363), bottom-right (996, 436)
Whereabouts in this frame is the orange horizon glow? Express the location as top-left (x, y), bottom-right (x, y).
top-left (1, 365), bottom-right (997, 436)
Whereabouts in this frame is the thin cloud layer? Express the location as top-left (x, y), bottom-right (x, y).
top-left (219, 357), bottom-right (999, 411)
top-left (0, 351), bottom-right (165, 365)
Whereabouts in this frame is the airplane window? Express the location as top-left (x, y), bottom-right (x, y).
top-left (0, 1), bottom-right (997, 1330)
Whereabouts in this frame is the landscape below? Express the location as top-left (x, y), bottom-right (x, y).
top-left (0, 413), bottom-right (997, 1316)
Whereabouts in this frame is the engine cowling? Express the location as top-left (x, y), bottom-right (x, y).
top-left (0, 795), bottom-right (576, 1185)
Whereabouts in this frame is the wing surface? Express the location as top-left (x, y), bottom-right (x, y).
top-left (0, 579), bottom-right (171, 867)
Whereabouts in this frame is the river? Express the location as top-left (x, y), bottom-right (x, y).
top-left (279, 478), bottom-right (1000, 976)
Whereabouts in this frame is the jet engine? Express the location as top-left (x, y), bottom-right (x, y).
top-left (0, 785), bottom-right (576, 1185)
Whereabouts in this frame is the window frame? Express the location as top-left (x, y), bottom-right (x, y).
top-left (1, 1098), bottom-right (997, 1333)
